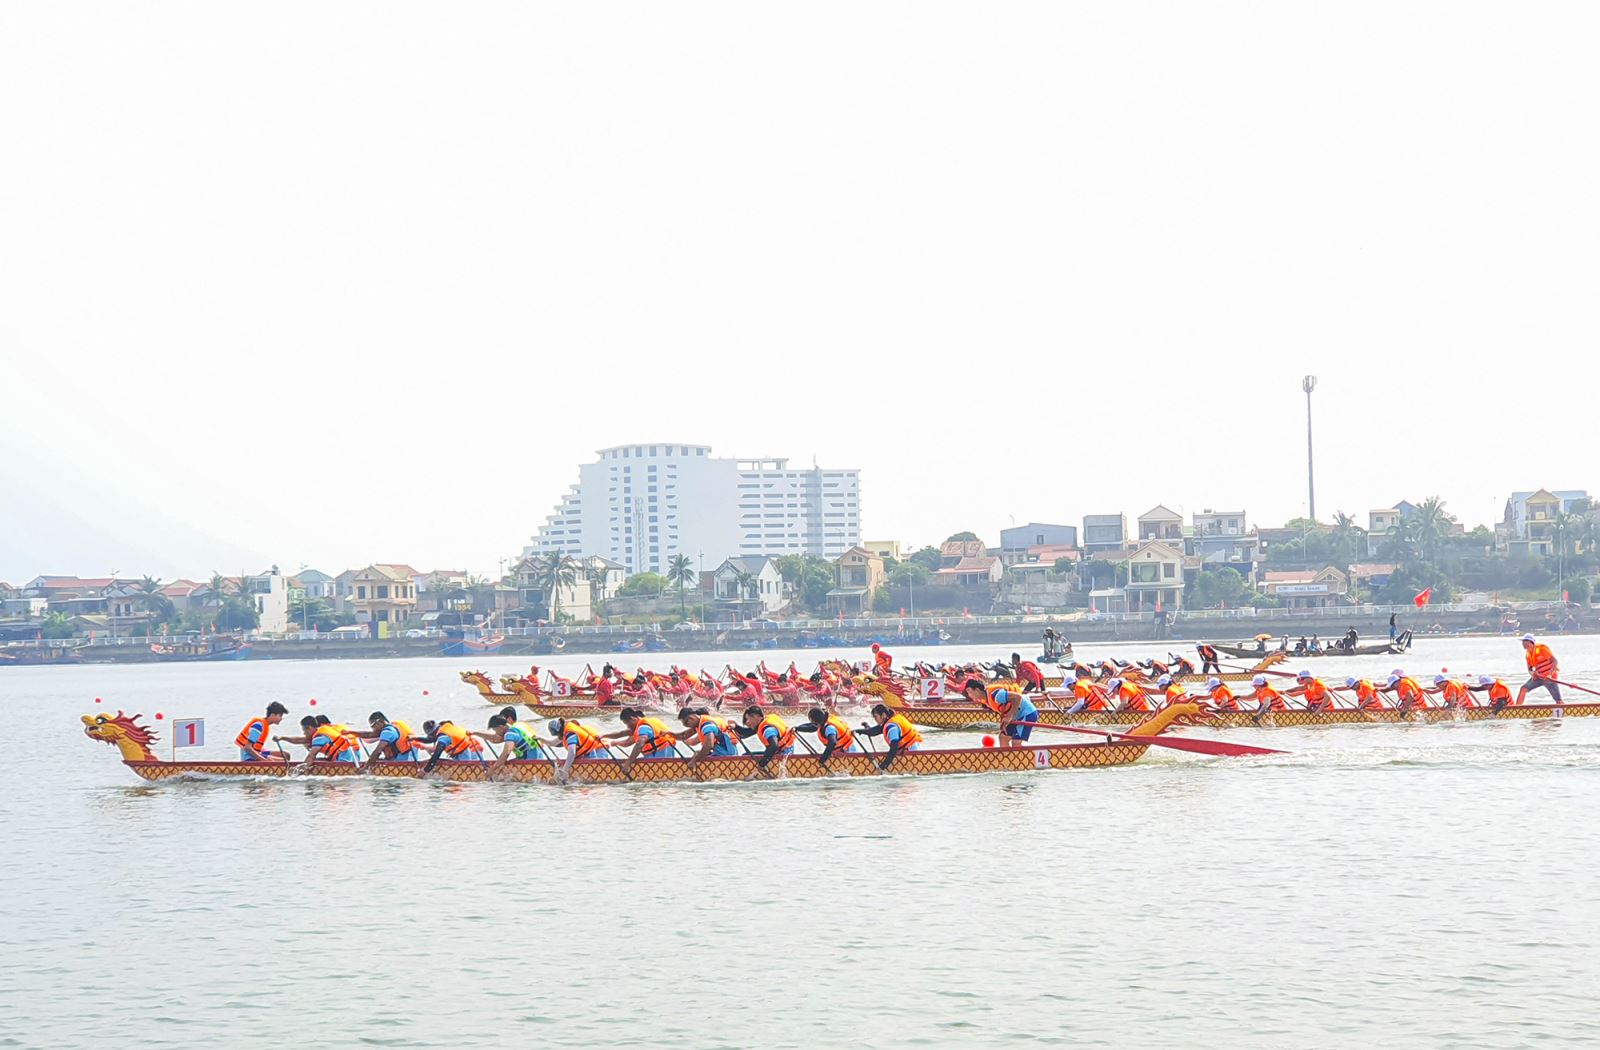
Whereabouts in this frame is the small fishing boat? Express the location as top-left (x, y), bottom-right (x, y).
top-left (82, 703), bottom-right (1238, 784)
top-left (0, 644), bottom-right (83, 666)
top-left (1210, 631), bottom-right (1411, 660)
top-left (149, 636), bottom-right (252, 662)
top-left (440, 631), bottom-right (506, 657)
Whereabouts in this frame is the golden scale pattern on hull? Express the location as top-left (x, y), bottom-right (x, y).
top-left (114, 742), bottom-right (1150, 783)
top-left (889, 701), bottom-right (1600, 729)
top-left (458, 670), bottom-right (825, 719)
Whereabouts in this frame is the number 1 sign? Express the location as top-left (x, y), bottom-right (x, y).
top-left (172, 718), bottom-right (205, 757)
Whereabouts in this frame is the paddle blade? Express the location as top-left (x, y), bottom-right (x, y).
top-left (1136, 734), bottom-right (1285, 758)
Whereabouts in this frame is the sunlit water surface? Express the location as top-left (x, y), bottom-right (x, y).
top-left (4, 638), bottom-right (1600, 1048)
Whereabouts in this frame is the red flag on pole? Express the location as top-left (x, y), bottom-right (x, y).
top-left (1563, 589), bottom-right (1570, 603)
top-left (1413, 587), bottom-right (1432, 607)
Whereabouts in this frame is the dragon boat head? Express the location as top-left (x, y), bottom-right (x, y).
top-left (459, 670), bottom-right (495, 696)
top-left (1124, 700), bottom-right (1215, 738)
top-left (82, 711), bottom-right (159, 762)
top-left (854, 675), bottom-right (908, 705)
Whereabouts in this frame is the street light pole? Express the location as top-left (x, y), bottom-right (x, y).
top-left (1302, 376), bottom-right (1318, 522)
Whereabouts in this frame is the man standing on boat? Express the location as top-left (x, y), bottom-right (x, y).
top-left (235, 701), bottom-right (290, 761)
top-left (1517, 634), bottom-right (1562, 705)
top-left (1196, 644), bottom-right (1221, 675)
top-left (1010, 653), bottom-right (1046, 694)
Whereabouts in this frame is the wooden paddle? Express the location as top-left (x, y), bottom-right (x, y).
top-left (1016, 721), bottom-right (1286, 757)
top-left (1551, 679), bottom-right (1600, 699)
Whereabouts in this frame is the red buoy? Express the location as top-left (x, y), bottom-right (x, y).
top-left (155, 712), bottom-right (164, 720)
top-left (422, 690), bottom-right (430, 696)
top-left (981, 735), bottom-right (996, 748)
top-left (94, 697), bottom-right (102, 704)
top-left (309, 698), bottom-right (317, 706)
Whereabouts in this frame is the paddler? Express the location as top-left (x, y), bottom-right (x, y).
top-left (1345, 676), bottom-right (1386, 711)
top-left (678, 707), bottom-right (740, 761)
top-left (1065, 667), bottom-right (1112, 714)
top-left (1155, 674), bottom-right (1188, 708)
top-left (1249, 675), bottom-right (1288, 715)
top-left (477, 710), bottom-right (545, 778)
top-left (419, 719), bottom-right (487, 772)
top-left (1517, 634), bottom-right (1562, 705)
top-left (593, 664), bottom-right (620, 706)
top-left (358, 710), bottom-right (422, 769)
top-left (1285, 670), bottom-right (1336, 712)
top-left (1469, 675), bottom-right (1516, 712)
top-left (1427, 675), bottom-right (1475, 709)
top-left (235, 701), bottom-right (290, 761)
top-left (1381, 670), bottom-right (1430, 715)
top-left (798, 706), bottom-right (859, 766)
top-left (857, 704), bottom-right (924, 770)
top-left (1169, 653), bottom-right (1197, 676)
top-left (733, 706), bottom-right (795, 769)
top-left (608, 708), bottom-right (681, 771)
top-left (296, 715), bottom-right (360, 767)
top-left (962, 677), bottom-right (1039, 747)
top-left (548, 717), bottom-right (610, 781)
top-left (1010, 653), bottom-right (1046, 693)
top-left (1205, 677), bottom-right (1243, 712)
top-left (1107, 678), bottom-right (1153, 714)
top-left (870, 643), bottom-right (893, 676)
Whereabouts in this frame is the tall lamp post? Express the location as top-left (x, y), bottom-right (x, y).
top-left (1302, 376), bottom-right (1318, 522)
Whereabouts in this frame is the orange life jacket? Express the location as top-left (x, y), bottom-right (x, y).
top-left (692, 714), bottom-right (737, 748)
top-left (1074, 680), bottom-right (1110, 711)
top-left (235, 717), bottom-right (272, 755)
top-left (1164, 684), bottom-right (1187, 707)
top-left (1117, 685), bottom-right (1152, 713)
top-left (383, 719), bottom-right (418, 755)
top-left (1526, 644), bottom-right (1558, 679)
top-left (1254, 686), bottom-right (1288, 712)
top-left (1487, 680), bottom-right (1514, 706)
top-left (1437, 680), bottom-right (1473, 708)
top-left (881, 713), bottom-right (923, 749)
top-left (1354, 680), bottom-right (1384, 710)
top-left (312, 723), bottom-right (357, 759)
top-left (977, 684), bottom-right (1017, 716)
top-left (559, 720), bottom-right (607, 757)
top-left (1210, 684), bottom-right (1240, 711)
top-left (1302, 680), bottom-right (1332, 710)
top-left (1198, 645), bottom-right (1218, 660)
top-left (757, 713), bottom-right (795, 751)
top-left (1395, 677), bottom-right (1426, 707)
top-left (632, 716), bottom-right (678, 755)
top-left (438, 722), bottom-right (484, 757)
top-left (819, 714), bottom-right (856, 750)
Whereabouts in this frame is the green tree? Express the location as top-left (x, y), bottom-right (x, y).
top-left (215, 594), bottom-right (260, 631)
top-left (1190, 567), bottom-right (1252, 608)
top-left (1382, 518), bottom-right (1418, 565)
top-left (909, 546), bottom-right (943, 571)
top-left (1412, 496), bottom-right (1456, 573)
top-left (617, 572), bottom-right (667, 597)
top-left (136, 576), bottom-right (175, 627)
top-left (1561, 576), bottom-right (1592, 605)
top-left (945, 531), bottom-right (980, 543)
top-left (666, 554), bottom-right (696, 614)
top-left (40, 611), bottom-right (75, 639)
top-left (536, 552), bottom-right (580, 620)
top-left (887, 561), bottom-right (931, 587)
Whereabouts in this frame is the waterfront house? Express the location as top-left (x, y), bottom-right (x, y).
top-left (1349, 563), bottom-right (1397, 598)
top-left (1137, 506), bottom-right (1184, 543)
top-left (999, 523), bottom-right (1078, 566)
top-left (861, 539), bottom-right (903, 564)
top-left (294, 569), bottom-right (335, 600)
top-left (348, 565), bottom-right (418, 633)
top-left (578, 555), bottom-right (627, 601)
top-left (510, 555), bottom-right (594, 623)
top-left (938, 540), bottom-right (986, 566)
top-left (934, 555), bottom-right (1003, 587)
top-left (1120, 540), bottom-right (1185, 613)
top-left (712, 557), bottom-right (787, 618)
top-left (829, 546), bottom-right (885, 613)
top-left (1081, 513), bottom-right (1127, 553)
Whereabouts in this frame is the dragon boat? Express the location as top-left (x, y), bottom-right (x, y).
top-left (81, 706), bottom-right (1210, 784)
top-left (459, 670), bottom-right (852, 721)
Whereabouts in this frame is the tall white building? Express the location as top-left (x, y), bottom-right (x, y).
top-left (527, 443), bottom-right (860, 575)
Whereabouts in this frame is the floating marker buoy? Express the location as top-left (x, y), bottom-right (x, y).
top-left (981, 735), bottom-right (996, 748)
top-left (94, 697), bottom-right (102, 704)
top-left (155, 712), bottom-right (164, 720)
top-left (422, 690), bottom-right (429, 696)
top-left (309, 698), bottom-right (317, 706)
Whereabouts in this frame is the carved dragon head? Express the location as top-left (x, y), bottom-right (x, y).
top-left (1123, 700), bottom-right (1215, 738)
top-left (82, 711), bottom-right (159, 762)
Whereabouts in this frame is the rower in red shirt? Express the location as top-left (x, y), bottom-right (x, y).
top-left (870, 644), bottom-right (893, 676)
top-left (1010, 652), bottom-right (1046, 694)
top-left (593, 665), bottom-right (619, 706)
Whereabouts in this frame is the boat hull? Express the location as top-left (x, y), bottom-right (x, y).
top-left (889, 701), bottom-right (1600, 729)
top-left (117, 741), bottom-right (1149, 783)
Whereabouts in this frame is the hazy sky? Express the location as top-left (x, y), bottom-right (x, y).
top-left (3, 2), bottom-right (1597, 583)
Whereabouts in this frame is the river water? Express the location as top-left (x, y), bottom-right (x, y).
top-left (5, 637), bottom-right (1600, 1049)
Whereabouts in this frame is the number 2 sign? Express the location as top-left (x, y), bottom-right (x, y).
top-left (919, 678), bottom-right (945, 700)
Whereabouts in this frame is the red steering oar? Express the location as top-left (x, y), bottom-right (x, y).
top-left (1551, 679), bottom-right (1600, 699)
top-left (1017, 721), bottom-right (1286, 758)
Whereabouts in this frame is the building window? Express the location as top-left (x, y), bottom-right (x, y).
top-left (1162, 563), bottom-right (1175, 579)
top-left (378, 585), bottom-right (389, 599)
top-left (357, 586), bottom-right (367, 599)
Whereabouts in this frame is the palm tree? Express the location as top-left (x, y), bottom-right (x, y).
top-left (667, 554), bottom-right (695, 615)
top-left (208, 572), bottom-right (228, 606)
top-left (536, 552), bottom-right (579, 623)
top-left (1412, 497), bottom-right (1454, 571)
top-left (733, 569), bottom-right (757, 612)
top-left (136, 576), bottom-right (175, 628)
top-left (1382, 518), bottom-right (1418, 565)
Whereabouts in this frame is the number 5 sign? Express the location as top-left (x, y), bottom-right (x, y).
top-left (919, 678), bottom-right (945, 700)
